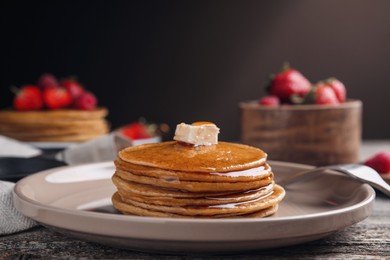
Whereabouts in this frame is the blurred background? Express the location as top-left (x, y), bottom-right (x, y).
top-left (1, 0), bottom-right (389, 141)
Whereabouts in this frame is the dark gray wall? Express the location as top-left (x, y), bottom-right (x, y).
top-left (1, 0), bottom-right (389, 141)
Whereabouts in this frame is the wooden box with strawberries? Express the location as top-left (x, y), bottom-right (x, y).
top-left (240, 64), bottom-right (362, 166)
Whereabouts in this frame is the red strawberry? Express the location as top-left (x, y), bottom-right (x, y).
top-left (314, 83), bottom-right (339, 105)
top-left (364, 151), bottom-right (390, 173)
top-left (268, 64), bottom-right (311, 102)
top-left (121, 122), bottom-right (152, 140)
top-left (37, 73), bottom-right (59, 90)
top-left (13, 85), bottom-right (43, 111)
top-left (43, 87), bottom-right (72, 109)
top-left (73, 91), bottom-right (97, 110)
top-left (61, 79), bottom-right (85, 101)
top-left (326, 78), bottom-right (346, 103)
top-left (259, 95), bottom-right (280, 106)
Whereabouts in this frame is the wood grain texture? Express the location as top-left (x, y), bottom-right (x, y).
top-left (240, 100), bottom-right (362, 166)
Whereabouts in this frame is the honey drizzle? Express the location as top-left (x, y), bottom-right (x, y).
top-left (119, 141), bottom-right (267, 173)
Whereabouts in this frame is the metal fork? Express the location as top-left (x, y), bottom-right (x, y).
top-left (278, 164), bottom-right (390, 197)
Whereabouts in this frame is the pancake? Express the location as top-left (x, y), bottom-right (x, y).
top-left (118, 185), bottom-right (275, 207)
top-left (113, 175), bottom-right (275, 206)
top-left (112, 174), bottom-right (241, 198)
top-left (112, 174), bottom-right (274, 199)
top-left (0, 108), bottom-right (108, 121)
top-left (114, 159), bottom-right (272, 182)
top-left (6, 132), bottom-right (108, 142)
top-left (114, 169), bottom-right (274, 193)
top-left (118, 185), bottom-right (284, 217)
top-left (118, 141), bottom-right (267, 172)
top-left (0, 108), bottom-right (109, 142)
top-left (112, 192), bottom-right (280, 218)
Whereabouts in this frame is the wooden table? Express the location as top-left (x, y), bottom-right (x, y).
top-left (1, 141), bottom-right (389, 259)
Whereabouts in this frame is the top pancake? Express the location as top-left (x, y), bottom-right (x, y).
top-left (118, 141), bottom-right (267, 173)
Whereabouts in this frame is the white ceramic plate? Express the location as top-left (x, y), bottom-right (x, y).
top-left (13, 161), bottom-right (375, 253)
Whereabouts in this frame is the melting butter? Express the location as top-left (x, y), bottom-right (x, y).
top-left (173, 122), bottom-right (220, 146)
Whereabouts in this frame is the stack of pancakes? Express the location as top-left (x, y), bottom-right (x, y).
top-left (112, 141), bottom-right (285, 218)
top-left (0, 108), bottom-right (109, 142)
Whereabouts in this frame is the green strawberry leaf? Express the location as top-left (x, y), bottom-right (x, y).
top-left (290, 94), bottom-right (304, 104)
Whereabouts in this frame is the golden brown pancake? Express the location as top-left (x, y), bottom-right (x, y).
top-left (113, 175), bottom-right (275, 206)
top-left (112, 185), bottom-right (285, 217)
top-left (118, 185), bottom-right (284, 216)
top-left (117, 188), bottom-right (274, 207)
top-left (112, 174), bottom-right (240, 198)
top-left (0, 108), bottom-right (109, 142)
top-left (118, 141), bottom-right (267, 172)
top-left (0, 108), bottom-right (108, 121)
top-left (114, 170), bottom-right (274, 192)
top-left (114, 159), bottom-right (272, 182)
top-left (112, 192), bottom-right (280, 218)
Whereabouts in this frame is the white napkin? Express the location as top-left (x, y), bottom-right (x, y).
top-left (0, 136), bottom-right (41, 235)
top-left (0, 135), bottom-right (41, 158)
top-left (0, 181), bottom-right (38, 235)
top-left (56, 133), bottom-right (118, 165)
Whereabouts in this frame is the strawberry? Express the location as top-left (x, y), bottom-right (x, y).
top-left (314, 83), bottom-right (339, 105)
top-left (43, 87), bottom-right (72, 109)
top-left (13, 85), bottom-right (43, 111)
top-left (364, 151), bottom-right (390, 173)
top-left (37, 73), bottom-right (59, 90)
top-left (61, 79), bottom-right (85, 102)
top-left (326, 78), bottom-right (346, 103)
top-left (121, 122), bottom-right (152, 140)
top-left (73, 91), bottom-right (97, 110)
top-left (259, 95), bottom-right (280, 106)
top-left (267, 64), bottom-right (311, 102)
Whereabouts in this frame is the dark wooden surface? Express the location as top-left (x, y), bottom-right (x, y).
top-left (0, 193), bottom-right (388, 259)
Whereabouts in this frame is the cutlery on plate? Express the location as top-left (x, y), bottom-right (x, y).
top-left (278, 164), bottom-right (390, 197)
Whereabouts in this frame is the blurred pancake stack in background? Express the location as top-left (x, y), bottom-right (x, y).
top-left (0, 73), bottom-right (110, 143)
top-left (0, 108), bottom-right (109, 142)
